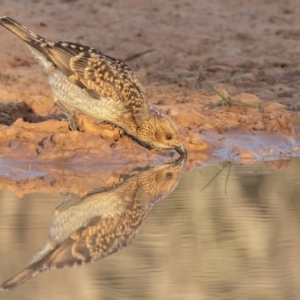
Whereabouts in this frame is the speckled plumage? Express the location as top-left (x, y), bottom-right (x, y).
top-left (0, 157), bottom-right (185, 290)
top-left (0, 16), bottom-right (186, 155)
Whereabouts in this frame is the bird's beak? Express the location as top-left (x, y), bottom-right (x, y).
top-left (175, 144), bottom-right (187, 157)
top-left (174, 151), bottom-right (187, 166)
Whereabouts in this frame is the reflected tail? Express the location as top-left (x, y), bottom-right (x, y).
top-left (1, 261), bottom-right (46, 291)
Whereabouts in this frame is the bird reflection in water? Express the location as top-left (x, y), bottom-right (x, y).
top-left (1, 157), bottom-right (185, 290)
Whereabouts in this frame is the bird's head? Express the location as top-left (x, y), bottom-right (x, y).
top-left (137, 154), bottom-right (186, 203)
top-left (136, 107), bottom-right (186, 156)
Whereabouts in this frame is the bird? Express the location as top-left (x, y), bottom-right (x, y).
top-left (0, 156), bottom-right (185, 290)
top-left (0, 17), bottom-right (186, 156)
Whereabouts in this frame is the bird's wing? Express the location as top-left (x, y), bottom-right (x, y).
top-left (44, 212), bottom-right (139, 266)
top-left (39, 44), bottom-right (152, 124)
top-left (0, 17), bottom-right (151, 124)
top-left (44, 42), bottom-right (151, 116)
top-left (69, 52), bottom-right (148, 108)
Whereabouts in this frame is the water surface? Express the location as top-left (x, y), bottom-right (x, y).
top-left (0, 159), bottom-right (300, 300)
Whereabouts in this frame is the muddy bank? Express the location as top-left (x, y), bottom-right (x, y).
top-left (0, 85), bottom-right (299, 163)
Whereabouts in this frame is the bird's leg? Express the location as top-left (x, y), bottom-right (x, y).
top-left (52, 96), bottom-right (79, 131)
top-left (55, 101), bottom-right (78, 131)
top-left (95, 120), bottom-right (124, 137)
top-left (53, 192), bottom-right (75, 216)
top-left (119, 128), bottom-right (125, 137)
top-left (96, 120), bottom-right (116, 127)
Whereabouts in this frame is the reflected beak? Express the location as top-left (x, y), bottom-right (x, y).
top-left (175, 144), bottom-right (187, 157)
top-left (174, 151), bottom-right (187, 166)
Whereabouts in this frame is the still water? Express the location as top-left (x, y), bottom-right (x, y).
top-left (0, 158), bottom-right (299, 300)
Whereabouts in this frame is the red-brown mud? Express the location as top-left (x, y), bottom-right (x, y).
top-left (0, 0), bottom-right (300, 196)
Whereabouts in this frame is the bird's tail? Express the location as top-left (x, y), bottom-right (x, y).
top-left (0, 16), bottom-right (46, 44)
top-left (0, 261), bottom-right (47, 291)
top-left (0, 16), bottom-right (56, 72)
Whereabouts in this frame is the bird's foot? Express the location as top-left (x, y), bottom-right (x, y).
top-left (95, 120), bottom-right (124, 136)
top-left (118, 128), bottom-right (124, 137)
top-left (66, 114), bottom-right (79, 131)
top-left (52, 100), bottom-right (79, 131)
top-left (58, 113), bottom-right (79, 131)
top-left (97, 120), bottom-right (118, 129)
top-left (53, 192), bottom-right (75, 216)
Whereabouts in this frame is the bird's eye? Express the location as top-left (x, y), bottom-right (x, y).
top-left (165, 133), bottom-right (172, 140)
top-left (166, 172), bottom-right (173, 179)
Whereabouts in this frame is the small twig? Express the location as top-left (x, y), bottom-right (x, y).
top-left (123, 48), bottom-right (155, 62)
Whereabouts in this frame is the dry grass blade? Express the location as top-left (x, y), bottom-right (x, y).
top-left (224, 162), bottom-right (231, 195)
top-left (185, 66), bottom-right (203, 96)
top-left (205, 83), bottom-right (232, 106)
top-left (201, 162), bottom-right (231, 192)
top-left (205, 83), bottom-right (260, 109)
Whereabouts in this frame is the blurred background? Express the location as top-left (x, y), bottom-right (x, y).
top-left (1, 0), bottom-right (300, 109)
